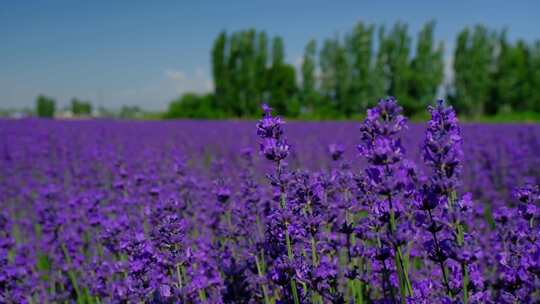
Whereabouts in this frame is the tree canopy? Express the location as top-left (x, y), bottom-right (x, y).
top-left (161, 21), bottom-right (540, 119)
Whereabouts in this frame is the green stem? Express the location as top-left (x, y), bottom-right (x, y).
top-left (61, 244), bottom-right (82, 303)
top-left (427, 209), bottom-right (451, 296)
top-left (462, 263), bottom-right (469, 304)
top-left (285, 228), bottom-right (293, 260)
top-left (389, 208), bottom-right (413, 300)
top-left (255, 252), bottom-right (271, 304)
top-left (198, 289), bottom-right (207, 302)
top-left (310, 236), bottom-right (323, 304)
top-left (175, 263), bottom-right (183, 288)
top-left (285, 226), bottom-right (300, 304)
top-left (450, 191), bottom-right (468, 303)
top-left (348, 215), bottom-right (364, 304)
top-left (290, 280), bottom-right (300, 304)
top-left (277, 160), bottom-right (300, 304)
top-left (377, 234), bottom-right (395, 302)
top-left (311, 237), bottom-right (318, 266)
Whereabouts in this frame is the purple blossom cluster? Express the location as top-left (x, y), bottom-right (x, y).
top-left (0, 97), bottom-right (539, 303)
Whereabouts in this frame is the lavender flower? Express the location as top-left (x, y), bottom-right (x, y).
top-left (358, 97), bottom-right (413, 301)
top-left (257, 104), bottom-right (290, 162)
top-left (0, 100), bottom-right (539, 303)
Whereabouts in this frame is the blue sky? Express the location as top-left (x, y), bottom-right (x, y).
top-left (1, 0), bottom-right (539, 110)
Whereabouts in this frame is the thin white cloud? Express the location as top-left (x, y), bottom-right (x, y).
top-left (163, 67), bottom-right (213, 95)
top-left (195, 67), bottom-right (205, 78)
top-left (165, 69), bottom-right (187, 81)
top-left (91, 67), bottom-right (214, 111)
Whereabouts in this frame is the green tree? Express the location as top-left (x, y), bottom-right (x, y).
top-left (119, 106), bottom-right (142, 119)
top-left (164, 93), bottom-right (218, 119)
top-left (320, 37), bottom-right (351, 116)
top-left (268, 37), bottom-right (297, 115)
top-left (408, 21), bottom-right (444, 113)
top-left (491, 33), bottom-right (531, 113)
top-left (531, 41), bottom-right (540, 112)
top-left (36, 95), bottom-right (56, 118)
top-left (319, 38), bottom-right (336, 103)
top-left (347, 22), bottom-right (375, 113)
top-left (255, 31), bottom-right (269, 104)
top-left (451, 28), bottom-right (470, 114)
top-left (301, 39), bottom-right (318, 111)
top-left (379, 22), bottom-right (413, 114)
top-left (370, 26), bottom-right (389, 107)
top-left (239, 29), bottom-right (258, 115)
top-left (212, 31), bottom-right (228, 111)
top-left (452, 25), bottom-right (495, 117)
top-left (271, 36), bottom-right (285, 67)
top-left (226, 32), bottom-right (241, 115)
top-left (211, 29), bottom-right (290, 117)
top-left (70, 98), bottom-right (92, 116)
top-left (204, 24), bottom-right (540, 120)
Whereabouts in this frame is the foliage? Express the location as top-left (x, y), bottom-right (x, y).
top-left (300, 39), bottom-right (318, 113)
top-left (36, 94), bottom-right (56, 118)
top-left (70, 98), bottom-right (93, 116)
top-left (164, 93), bottom-right (224, 119)
top-left (408, 21), bottom-right (444, 114)
top-left (119, 105), bottom-right (143, 119)
top-left (165, 21), bottom-right (540, 120)
top-left (451, 26), bottom-right (495, 117)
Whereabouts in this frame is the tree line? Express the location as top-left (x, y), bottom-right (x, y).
top-left (27, 94), bottom-right (157, 119)
top-left (35, 95), bottom-right (93, 118)
top-left (166, 21), bottom-right (540, 119)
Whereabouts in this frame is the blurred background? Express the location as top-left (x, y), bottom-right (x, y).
top-left (1, 0), bottom-right (539, 122)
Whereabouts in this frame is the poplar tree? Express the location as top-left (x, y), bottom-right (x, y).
top-left (409, 21), bottom-right (444, 113)
top-left (348, 22), bottom-right (375, 113)
top-left (301, 39), bottom-right (318, 111)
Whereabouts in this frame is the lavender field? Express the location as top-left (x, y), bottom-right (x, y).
top-left (1, 99), bottom-right (540, 303)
